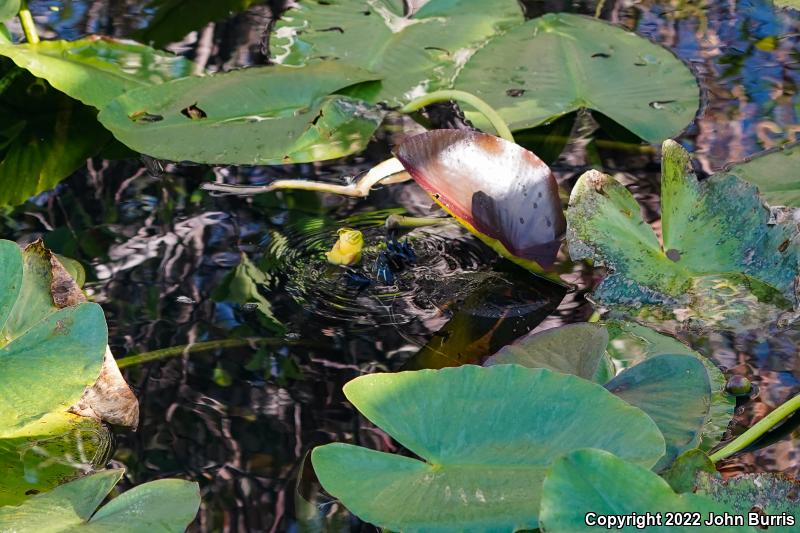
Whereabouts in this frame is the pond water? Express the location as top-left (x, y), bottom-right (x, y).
top-left (3, 0), bottom-right (800, 531)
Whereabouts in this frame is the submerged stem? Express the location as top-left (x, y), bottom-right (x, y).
top-left (116, 338), bottom-right (317, 368)
top-left (18, 1), bottom-right (39, 44)
top-left (399, 90), bottom-right (514, 143)
top-left (709, 393), bottom-right (800, 463)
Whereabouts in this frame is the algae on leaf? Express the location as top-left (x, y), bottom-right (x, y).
top-left (271, 0), bottom-right (524, 106)
top-left (99, 62), bottom-right (384, 165)
top-left (0, 469), bottom-right (200, 532)
top-left (567, 140), bottom-right (799, 329)
top-left (312, 365), bottom-right (664, 531)
top-left (454, 13), bottom-right (700, 143)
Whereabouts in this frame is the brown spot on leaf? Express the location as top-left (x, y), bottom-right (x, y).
top-left (50, 254), bottom-right (87, 308)
top-left (180, 103), bottom-right (207, 120)
top-left (666, 249), bottom-right (681, 262)
top-left (779, 239), bottom-right (790, 253)
top-left (128, 110), bottom-right (163, 123)
top-left (506, 88), bottom-right (526, 97)
top-left (475, 134), bottom-right (504, 155)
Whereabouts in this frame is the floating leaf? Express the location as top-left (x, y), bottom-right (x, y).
top-left (455, 13), bottom-right (699, 143)
top-left (312, 365), bottom-right (665, 531)
top-left (99, 62), bottom-right (384, 164)
top-left (138, 0), bottom-right (263, 48)
top-left (540, 449), bottom-right (755, 532)
top-left (696, 472), bottom-right (800, 531)
top-left (0, 0), bottom-right (18, 23)
top-left (0, 37), bottom-right (194, 108)
top-left (566, 140), bottom-right (799, 329)
top-left (271, 0), bottom-right (523, 106)
top-left (0, 64), bottom-right (109, 207)
top-left (396, 130), bottom-right (565, 273)
top-left (775, 0), bottom-right (800, 9)
top-left (0, 240), bottom-right (106, 435)
top-left (725, 142), bottom-right (800, 207)
top-left (606, 354), bottom-right (712, 470)
top-left (0, 413), bottom-right (109, 506)
top-left (484, 323), bottom-right (613, 383)
top-left (0, 468), bottom-right (200, 531)
top-left (662, 449), bottom-right (716, 493)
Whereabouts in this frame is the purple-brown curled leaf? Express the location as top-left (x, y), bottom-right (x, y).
top-left (396, 130), bottom-right (565, 270)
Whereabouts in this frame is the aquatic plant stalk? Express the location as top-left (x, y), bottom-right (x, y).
top-left (116, 338), bottom-right (318, 368)
top-left (709, 392), bottom-right (800, 463)
top-left (18, 1), bottom-right (39, 44)
top-left (201, 157), bottom-right (411, 197)
top-left (399, 90), bottom-right (514, 142)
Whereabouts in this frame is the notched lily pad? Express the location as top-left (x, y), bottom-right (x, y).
top-left (98, 62), bottom-right (385, 165)
top-left (312, 365), bottom-right (664, 531)
top-left (396, 130), bottom-right (566, 273)
top-left (567, 140), bottom-right (799, 330)
top-left (725, 141), bottom-right (800, 208)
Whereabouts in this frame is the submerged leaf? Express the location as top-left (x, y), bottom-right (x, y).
top-left (540, 449), bottom-right (755, 532)
top-left (566, 140), bottom-right (799, 329)
top-left (396, 130), bottom-right (565, 272)
top-left (271, 0), bottom-right (523, 106)
top-left (725, 142), bottom-right (800, 207)
top-left (0, 468), bottom-right (200, 531)
top-left (0, 37), bottom-right (194, 108)
top-left (98, 63), bottom-right (384, 165)
top-left (454, 13), bottom-right (699, 143)
top-left (312, 365), bottom-right (665, 531)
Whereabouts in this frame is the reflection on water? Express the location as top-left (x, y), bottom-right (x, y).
top-left (0, 0), bottom-right (798, 530)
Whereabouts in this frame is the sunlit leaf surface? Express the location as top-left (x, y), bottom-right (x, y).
top-left (455, 13), bottom-right (700, 143)
top-left (313, 365), bottom-right (665, 531)
top-left (396, 130), bottom-right (565, 272)
top-left (271, 0), bottom-right (523, 106)
top-left (0, 469), bottom-right (200, 532)
top-left (567, 140), bottom-right (799, 329)
top-left (99, 62), bottom-right (384, 164)
top-left (725, 142), bottom-right (800, 207)
top-left (540, 449), bottom-right (756, 532)
top-left (0, 37), bottom-right (194, 108)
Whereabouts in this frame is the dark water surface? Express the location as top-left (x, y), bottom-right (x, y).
top-left (2, 0), bottom-right (800, 531)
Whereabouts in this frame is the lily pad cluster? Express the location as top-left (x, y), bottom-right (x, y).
top-left (0, 240), bottom-right (200, 530)
top-left (0, 0), bottom-right (701, 207)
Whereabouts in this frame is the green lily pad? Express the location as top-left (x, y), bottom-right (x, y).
top-left (661, 449), bottom-right (716, 493)
top-left (540, 449), bottom-right (755, 532)
top-left (696, 472), bottom-right (800, 531)
top-left (0, 37), bottom-right (194, 108)
top-left (98, 62), bottom-right (384, 165)
top-left (271, 0), bottom-right (523, 106)
top-left (605, 354), bottom-right (712, 470)
top-left (484, 323), bottom-right (614, 383)
top-left (396, 130), bottom-right (566, 273)
top-left (137, 0), bottom-right (263, 48)
top-left (0, 412), bottom-right (110, 506)
top-left (454, 13), bottom-right (699, 143)
top-left (566, 140), bottom-right (799, 329)
top-left (604, 320), bottom-right (735, 453)
top-left (0, 64), bottom-right (110, 207)
top-left (312, 365), bottom-right (665, 531)
top-left (775, 1), bottom-right (800, 9)
top-left (724, 142), bottom-right (800, 208)
top-left (0, 240), bottom-right (106, 434)
top-left (0, 468), bottom-right (200, 531)
top-left (0, 0), bottom-right (18, 22)
top-left (0, 23), bottom-right (10, 44)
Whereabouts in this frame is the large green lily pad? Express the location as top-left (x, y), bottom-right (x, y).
top-left (725, 142), bottom-right (800, 207)
top-left (696, 472), bottom-right (800, 531)
top-left (454, 13), bottom-right (699, 143)
top-left (567, 140), bottom-right (799, 329)
top-left (312, 365), bottom-right (665, 531)
top-left (0, 0), bottom-right (18, 22)
top-left (98, 62), bottom-right (384, 164)
top-left (0, 37), bottom-right (194, 108)
top-left (0, 468), bottom-right (200, 532)
top-left (271, 0), bottom-right (523, 106)
top-left (540, 449), bottom-right (756, 532)
top-left (484, 323), bottom-right (613, 383)
top-left (0, 240), bottom-right (106, 434)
